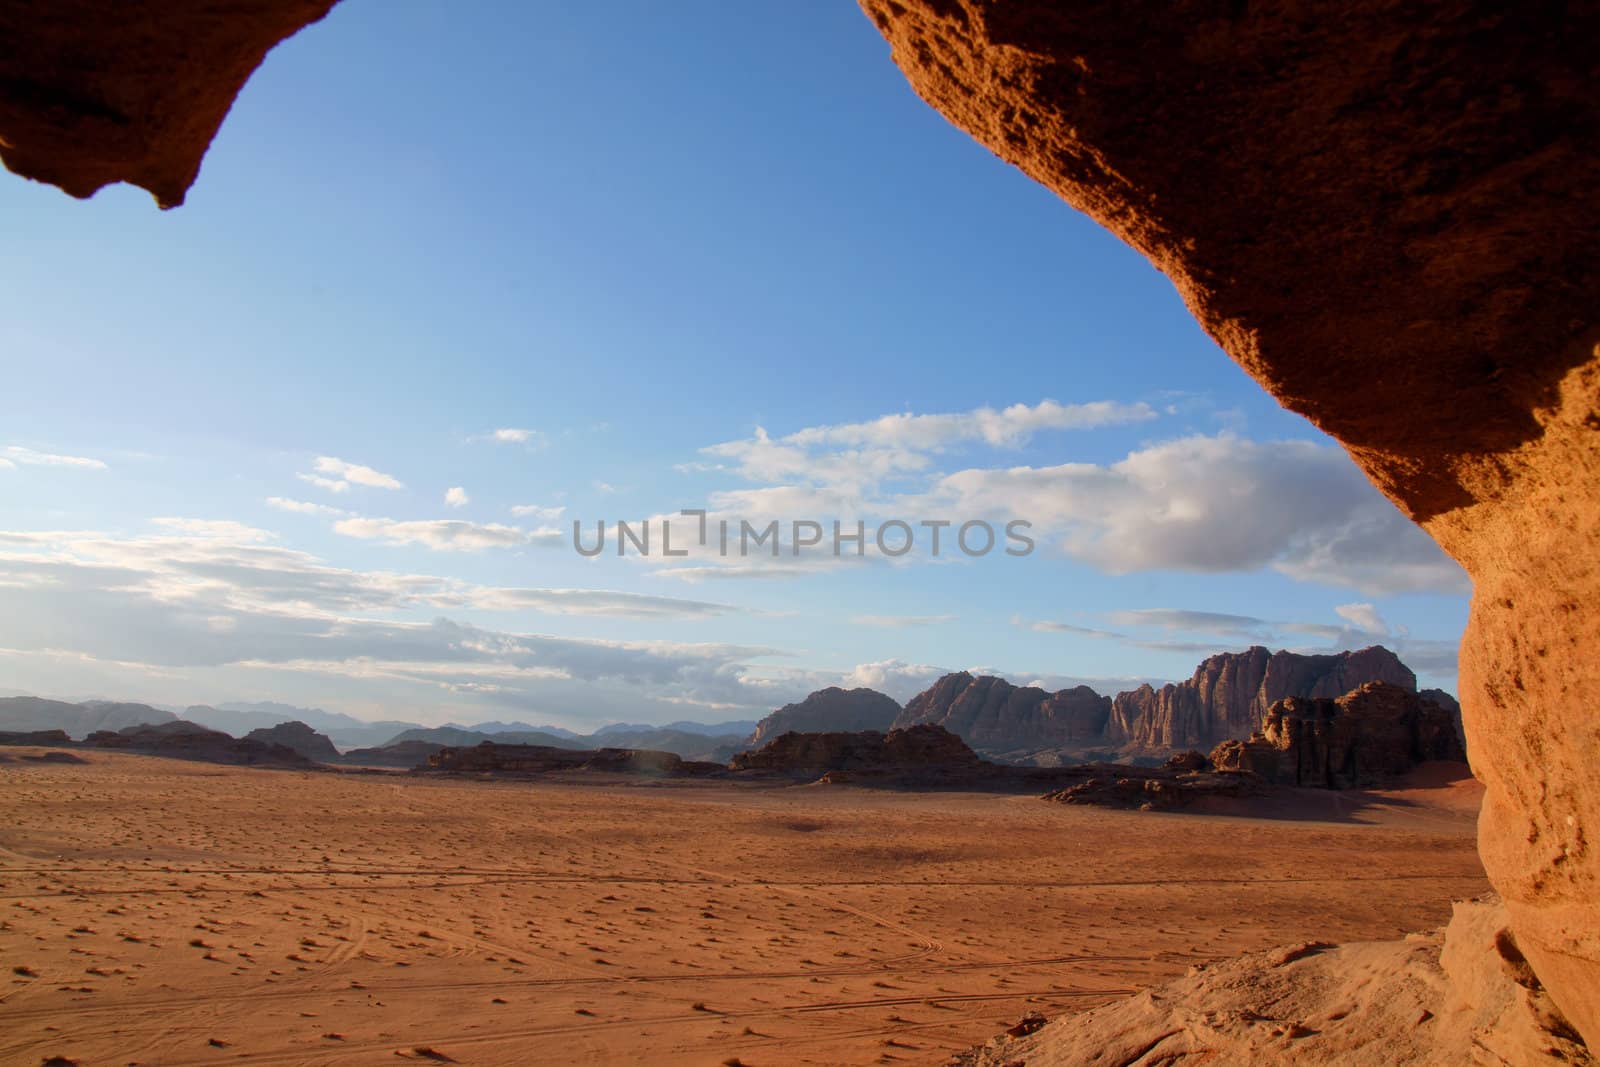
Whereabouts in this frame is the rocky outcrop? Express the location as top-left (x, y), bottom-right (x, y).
top-left (335, 740), bottom-right (445, 768)
top-left (244, 720), bottom-right (338, 762)
top-left (952, 897), bottom-right (1589, 1067)
top-left (1107, 646), bottom-right (1416, 751)
top-left (1208, 683), bottom-right (1468, 789)
top-left (1042, 767), bottom-right (1263, 811)
top-left (0, 2), bottom-right (338, 206)
top-left (84, 720), bottom-right (312, 767)
top-left (862, 2), bottom-right (1599, 1039)
top-left (731, 724), bottom-right (982, 776)
top-left (0, 729), bottom-right (73, 746)
top-left (893, 673), bottom-right (1111, 752)
top-left (425, 742), bottom-right (721, 778)
top-left (744, 687), bottom-right (901, 749)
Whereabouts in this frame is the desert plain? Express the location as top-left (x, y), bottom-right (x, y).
top-left (0, 750), bottom-right (1486, 1066)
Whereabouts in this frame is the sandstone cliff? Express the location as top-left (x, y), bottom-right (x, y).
top-left (892, 673), bottom-right (1111, 752)
top-left (730, 724), bottom-right (982, 776)
top-left (244, 720), bottom-right (339, 762)
top-left (1106, 646), bottom-right (1416, 751)
top-left (1209, 683), bottom-right (1467, 789)
top-left (744, 687), bottom-right (902, 749)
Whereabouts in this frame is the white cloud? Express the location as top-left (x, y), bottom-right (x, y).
top-left (266, 497), bottom-right (348, 517)
top-left (850, 614), bottom-right (956, 628)
top-left (297, 473), bottom-right (349, 494)
top-left (1334, 602), bottom-right (1388, 635)
top-left (444, 486), bottom-right (470, 508)
top-left (150, 518), bottom-right (275, 542)
top-left (511, 503), bottom-right (566, 520)
top-left (490, 428), bottom-right (542, 445)
top-left (1105, 608), bottom-right (1268, 635)
top-left (784, 399), bottom-right (1156, 451)
top-left (926, 433), bottom-right (1468, 596)
top-left (333, 517), bottom-right (554, 552)
top-left (300, 456), bottom-right (404, 493)
top-left (594, 481), bottom-right (618, 494)
top-left (5, 445), bottom-right (107, 470)
top-left (0, 457), bottom-right (14, 470)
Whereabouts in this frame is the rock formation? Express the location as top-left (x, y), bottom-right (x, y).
top-left (893, 672), bottom-right (1111, 751)
top-left (952, 897), bottom-right (1590, 1066)
top-left (0, 1), bottom-right (338, 206)
top-left (1209, 683), bottom-right (1467, 789)
top-left (0, 729), bottom-right (74, 747)
top-left (335, 740), bottom-right (445, 768)
top-left (244, 720), bottom-right (339, 762)
top-left (744, 687), bottom-right (902, 749)
top-left (425, 742), bottom-right (721, 778)
top-left (84, 721), bottom-right (312, 767)
top-left (1107, 646), bottom-right (1417, 751)
top-left (730, 724), bottom-right (983, 776)
top-left (859, 2), bottom-right (1600, 1038)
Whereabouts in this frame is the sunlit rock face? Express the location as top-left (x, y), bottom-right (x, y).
top-left (0, 1), bottom-right (338, 206)
top-left (860, 0), bottom-right (1600, 1043)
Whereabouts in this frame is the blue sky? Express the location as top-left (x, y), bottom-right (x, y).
top-left (0, 2), bottom-right (1469, 728)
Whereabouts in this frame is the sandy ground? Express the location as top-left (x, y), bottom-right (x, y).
top-left (0, 750), bottom-right (1486, 1066)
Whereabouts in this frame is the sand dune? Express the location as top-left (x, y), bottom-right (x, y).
top-left (0, 751), bottom-right (1485, 1065)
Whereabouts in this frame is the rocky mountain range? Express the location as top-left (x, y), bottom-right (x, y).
top-left (1106, 646), bottom-right (1418, 751)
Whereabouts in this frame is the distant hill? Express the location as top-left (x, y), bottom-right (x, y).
top-left (382, 726), bottom-right (586, 750)
top-left (380, 725), bottom-right (744, 762)
top-left (0, 696), bottom-right (175, 738)
top-left (594, 719), bottom-right (759, 739)
top-left (745, 688), bottom-right (903, 749)
top-left (186, 703), bottom-right (420, 749)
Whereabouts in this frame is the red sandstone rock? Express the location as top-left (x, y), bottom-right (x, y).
top-left (893, 672), bottom-right (1111, 751)
top-left (1208, 683), bottom-right (1468, 788)
top-left (744, 687), bottom-right (902, 749)
top-left (858, 2), bottom-right (1600, 1037)
top-left (0, 1), bottom-right (338, 206)
top-left (1107, 646), bottom-right (1417, 751)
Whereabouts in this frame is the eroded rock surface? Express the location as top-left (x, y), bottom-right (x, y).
top-left (84, 721), bottom-right (311, 767)
top-left (1108, 646), bottom-right (1415, 751)
top-left (1209, 682), bottom-right (1466, 788)
top-left (861, 0), bottom-right (1600, 1040)
top-left (425, 741), bottom-right (721, 779)
top-left (894, 672), bottom-right (1112, 751)
top-left (0, 1), bottom-right (338, 206)
top-left (744, 686), bottom-right (902, 749)
top-left (954, 897), bottom-right (1589, 1067)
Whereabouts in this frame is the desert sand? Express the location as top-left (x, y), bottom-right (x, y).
top-left (0, 750), bottom-right (1485, 1065)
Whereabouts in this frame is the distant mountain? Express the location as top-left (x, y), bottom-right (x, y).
top-left (579, 727), bottom-right (746, 763)
top-left (379, 725), bottom-right (744, 762)
top-left (745, 688), bottom-right (902, 749)
top-left (187, 703), bottom-right (421, 749)
top-left (595, 719), bottom-right (759, 739)
top-left (0, 696), bottom-right (175, 738)
top-left (893, 675), bottom-right (1111, 753)
top-left (1106, 645), bottom-right (1417, 751)
top-left (448, 720), bottom-right (586, 740)
top-left (382, 726), bottom-right (586, 750)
